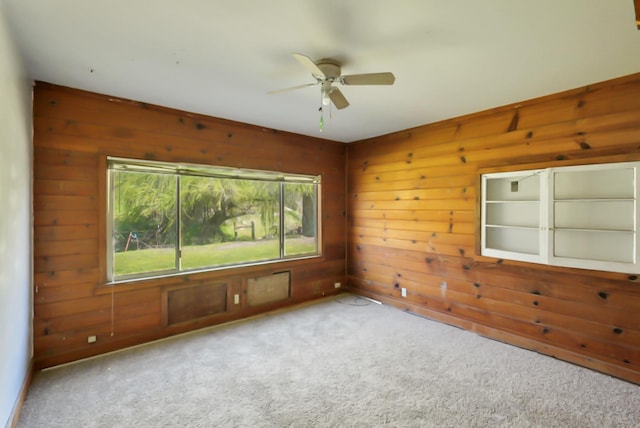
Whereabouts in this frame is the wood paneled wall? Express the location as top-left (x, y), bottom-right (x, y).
top-left (347, 72), bottom-right (640, 384)
top-left (33, 82), bottom-right (346, 368)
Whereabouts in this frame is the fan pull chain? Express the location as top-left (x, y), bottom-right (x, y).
top-left (110, 283), bottom-right (115, 336)
top-left (319, 106), bottom-right (324, 132)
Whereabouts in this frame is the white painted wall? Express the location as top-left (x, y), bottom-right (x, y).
top-left (0, 3), bottom-right (32, 427)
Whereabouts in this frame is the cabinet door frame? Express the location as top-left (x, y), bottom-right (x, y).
top-left (480, 169), bottom-right (547, 264)
top-left (546, 161), bottom-right (640, 273)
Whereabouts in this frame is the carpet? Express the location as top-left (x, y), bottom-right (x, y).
top-left (18, 294), bottom-right (640, 427)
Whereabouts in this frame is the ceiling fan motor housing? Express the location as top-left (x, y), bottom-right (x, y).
top-left (314, 59), bottom-right (341, 81)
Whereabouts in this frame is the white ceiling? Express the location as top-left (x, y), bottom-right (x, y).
top-left (4, 0), bottom-right (640, 143)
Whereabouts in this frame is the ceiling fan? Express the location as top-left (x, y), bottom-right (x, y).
top-left (269, 53), bottom-right (396, 110)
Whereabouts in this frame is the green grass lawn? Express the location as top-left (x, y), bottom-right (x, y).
top-left (114, 237), bottom-right (316, 276)
top-left (220, 209), bottom-right (304, 241)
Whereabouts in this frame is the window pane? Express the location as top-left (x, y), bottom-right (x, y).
top-left (180, 177), bottom-right (280, 270)
top-left (109, 157), bottom-right (320, 281)
top-left (284, 183), bottom-right (318, 256)
top-left (112, 170), bottom-right (177, 277)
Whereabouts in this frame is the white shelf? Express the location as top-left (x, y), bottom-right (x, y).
top-left (484, 199), bottom-right (539, 203)
top-left (554, 200), bottom-right (634, 231)
top-left (485, 227), bottom-right (540, 255)
top-left (553, 227), bottom-right (634, 233)
top-left (553, 229), bottom-right (635, 263)
top-left (485, 225), bottom-right (539, 230)
top-left (554, 198), bottom-right (634, 202)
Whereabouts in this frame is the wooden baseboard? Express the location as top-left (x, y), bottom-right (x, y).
top-left (7, 359), bottom-right (33, 428)
top-left (348, 288), bottom-right (640, 385)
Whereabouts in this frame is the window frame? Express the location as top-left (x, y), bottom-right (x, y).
top-left (106, 157), bottom-right (321, 283)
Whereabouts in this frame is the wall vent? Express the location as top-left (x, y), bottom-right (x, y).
top-left (247, 271), bottom-right (290, 306)
top-left (166, 282), bottom-right (227, 325)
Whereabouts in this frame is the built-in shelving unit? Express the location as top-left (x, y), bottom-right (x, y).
top-left (482, 169), bottom-right (545, 263)
top-left (481, 162), bottom-right (640, 273)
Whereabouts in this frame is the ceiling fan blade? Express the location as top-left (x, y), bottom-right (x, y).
top-left (341, 72), bottom-right (395, 85)
top-left (267, 82), bottom-right (317, 95)
top-left (292, 53), bottom-right (325, 79)
top-left (329, 88), bottom-right (350, 109)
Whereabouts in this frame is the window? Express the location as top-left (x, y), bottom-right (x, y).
top-left (481, 161), bottom-right (640, 274)
top-left (107, 158), bottom-right (320, 281)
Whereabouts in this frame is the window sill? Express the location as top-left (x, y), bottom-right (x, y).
top-left (95, 254), bottom-right (325, 294)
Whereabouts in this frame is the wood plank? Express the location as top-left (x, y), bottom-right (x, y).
top-left (35, 294), bottom-right (112, 320)
top-left (348, 173), bottom-right (477, 192)
top-left (34, 210), bottom-right (97, 226)
top-left (35, 282), bottom-right (95, 304)
top-left (34, 148), bottom-right (98, 168)
top-left (352, 186), bottom-right (475, 202)
top-left (350, 218), bottom-right (475, 235)
top-left (348, 209), bottom-right (475, 223)
top-left (34, 164), bottom-right (99, 181)
top-left (350, 220), bottom-right (475, 242)
top-left (34, 268), bottom-right (99, 288)
top-left (35, 179), bottom-right (97, 196)
top-left (34, 239), bottom-right (98, 256)
top-left (34, 253), bottom-right (98, 273)
top-left (35, 306), bottom-right (111, 336)
top-left (350, 197), bottom-right (475, 212)
top-left (34, 195), bottom-right (98, 211)
top-left (348, 169), bottom-right (475, 187)
top-left (350, 234), bottom-right (474, 258)
top-left (35, 224), bottom-right (98, 241)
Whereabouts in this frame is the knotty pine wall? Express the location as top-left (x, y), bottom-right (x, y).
top-left (33, 82), bottom-right (346, 369)
top-left (347, 72), bottom-right (640, 384)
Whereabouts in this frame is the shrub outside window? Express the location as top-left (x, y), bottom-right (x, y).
top-left (107, 158), bottom-right (320, 282)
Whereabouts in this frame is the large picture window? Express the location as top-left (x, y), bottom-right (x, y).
top-left (107, 158), bottom-right (320, 281)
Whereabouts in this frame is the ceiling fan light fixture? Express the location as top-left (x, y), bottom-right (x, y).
top-left (322, 91), bottom-right (331, 106)
top-left (321, 85), bottom-right (334, 106)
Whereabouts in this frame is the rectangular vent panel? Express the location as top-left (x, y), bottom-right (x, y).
top-left (247, 271), bottom-right (290, 306)
top-left (167, 283), bottom-right (227, 326)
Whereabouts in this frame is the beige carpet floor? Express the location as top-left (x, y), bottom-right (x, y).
top-left (18, 294), bottom-right (640, 427)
